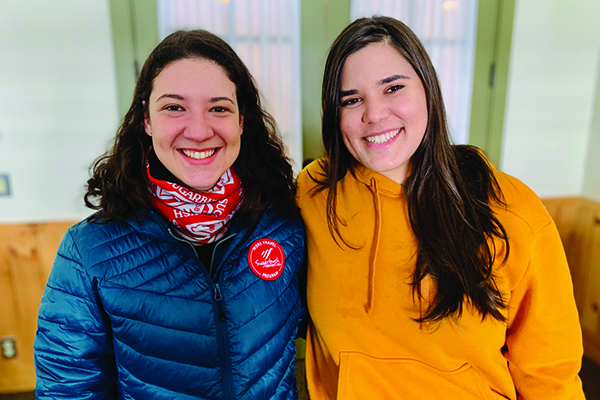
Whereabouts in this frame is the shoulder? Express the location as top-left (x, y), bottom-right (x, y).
top-left (297, 158), bottom-right (328, 207)
top-left (297, 158), bottom-right (326, 187)
top-left (250, 206), bottom-right (305, 243)
top-left (452, 145), bottom-right (552, 234)
top-left (59, 211), bottom-right (172, 276)
top-left (491, 169), bottom-right (560, 290)
top-left (66, 210), bottom-right (166, 245)
top-left (493, 168), bottom-right (553, 234)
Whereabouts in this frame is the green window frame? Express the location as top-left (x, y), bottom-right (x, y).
top-left (469, 0), bottom-right (516, 166)
top-left (109, 0), bottom-right (159, 119)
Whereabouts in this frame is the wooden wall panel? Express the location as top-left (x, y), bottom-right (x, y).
top-left (2, 227), bottom-right (39, 393)
top-left (0, 230), bottom-right (22, 392)
top-left (541, 197), bottom-right (583, 303)
top-left (35, 222), bottom-right (74, 282)
top-left (0, 222), bottom-right (74, 394)
top-left (578, 201), bottom-right (600, 334)
top-left (541, 197), bottom-right (600, 365)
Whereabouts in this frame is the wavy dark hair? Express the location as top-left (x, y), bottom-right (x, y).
top-left (85, 30), bottom-right (297, 225)
top-left (314, 16), bottom-right (509, 324)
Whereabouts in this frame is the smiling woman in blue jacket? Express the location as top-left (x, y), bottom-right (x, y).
top-left (34, 29), bottom-right (305, 400)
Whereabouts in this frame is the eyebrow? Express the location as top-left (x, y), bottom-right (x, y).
top-left (210, 96), bottom-right (235, 105)
top-left (340, 89), bottom-right (358, 98)
top-left (156, 93), bottom-right (185, 101)
top-left (340, 74), bottom-right (411, 98)
top-left (155, 94), bottom-right (235, 104)
top-left (380, 74), bottom-right (411, 84)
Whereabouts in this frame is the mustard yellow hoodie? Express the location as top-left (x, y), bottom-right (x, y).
top-left (297, 160), bottom-right (584, 400)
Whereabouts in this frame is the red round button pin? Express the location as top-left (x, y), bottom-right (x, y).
top-left (248, 238), bottom-right (285, 281)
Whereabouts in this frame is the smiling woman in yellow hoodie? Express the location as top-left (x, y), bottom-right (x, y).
top-left (296, 16), bottom-right (585, 400)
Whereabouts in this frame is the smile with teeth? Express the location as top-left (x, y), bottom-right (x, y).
top-left (181, 148), bottom-right (216, 160)
top-left (364, 128), bottom-right (401, 144)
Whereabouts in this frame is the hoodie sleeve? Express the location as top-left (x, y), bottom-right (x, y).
top-left (504, 219), bottom-right (585, 400)
top-left (34, 228), bottom-right (117, 399)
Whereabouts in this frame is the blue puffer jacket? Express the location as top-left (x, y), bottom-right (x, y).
top-left (34, 207), bottom-right (305, 399)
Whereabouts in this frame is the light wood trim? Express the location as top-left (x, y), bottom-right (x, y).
top-left (579, 203), bottom-right (600, 333)
top-left (0, 221), bottom-right (74, 394)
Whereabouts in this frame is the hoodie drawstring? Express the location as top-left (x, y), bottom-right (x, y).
top-left (366, 177), bottom-right (382, 314)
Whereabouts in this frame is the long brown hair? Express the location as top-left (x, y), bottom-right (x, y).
top-left (85, 30), bottom-right (297, 225)
top-left (315, 16), bottom-right (509, 323)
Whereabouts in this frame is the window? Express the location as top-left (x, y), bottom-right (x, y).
top-left (157, 0), bottom-right (303, 171)
top-left (351, 0), bottom-right (478, 144)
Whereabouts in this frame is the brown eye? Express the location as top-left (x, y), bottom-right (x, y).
top-left (386, 84), bottom-right (405, 93)
top-left (340, 98), bottom-right (360, 107)
top-left (165, 105), bottom-right (184, 111)
top-left (210, 106), bottom-right (229, 113)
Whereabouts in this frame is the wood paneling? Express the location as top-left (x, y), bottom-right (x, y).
top-left (542, 197), bottom-right (600, 365)
top-left (0, 222), bottom-right (74, 394)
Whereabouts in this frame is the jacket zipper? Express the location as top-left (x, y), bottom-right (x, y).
top-left (166, 227), bottom-right (236, 398)
top-left (210, 236), bottom-right (236, 400)
top-left (213, 282), bottom-right (233, 399)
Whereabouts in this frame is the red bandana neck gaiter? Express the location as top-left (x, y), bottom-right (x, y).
top-left (147, 165), bottom-right (243, 244)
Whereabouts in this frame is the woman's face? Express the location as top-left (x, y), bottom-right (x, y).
top-left (144, 58), bottom-right (243, 191)
top-left (338, 42), bottom-right (428, 184)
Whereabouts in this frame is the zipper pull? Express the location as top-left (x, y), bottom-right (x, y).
top-left (214, 283), bottom-right (226, 322)
top-left (214, 283), bottom-right (222, 301)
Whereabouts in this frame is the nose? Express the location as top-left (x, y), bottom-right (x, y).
top-left (362, 97), bottom-right (390, 125)
top-left (183, 111), bottom-right (215, 141)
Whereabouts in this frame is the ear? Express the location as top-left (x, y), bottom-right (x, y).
top-left (238, 114), bottom-right (244, 135)
top-left (142, 101), bottom-right (152, 136)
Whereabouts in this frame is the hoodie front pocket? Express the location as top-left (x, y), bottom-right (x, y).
top-left (336, 352), bottom-right (507, 400)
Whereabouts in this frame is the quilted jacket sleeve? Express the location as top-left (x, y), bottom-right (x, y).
top-left (504, 220), bottom-right (585, 399)
top-left (34, 228), bottom-right (117, 399)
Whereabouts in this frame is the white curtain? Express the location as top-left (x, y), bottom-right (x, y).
top-left (351, 0), bottom-right (478, 145)
top-left (156, 0), bottom-right (303, 172)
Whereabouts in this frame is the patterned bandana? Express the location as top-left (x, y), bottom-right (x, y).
top-left (147, 164), bottom-right (243, 244)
